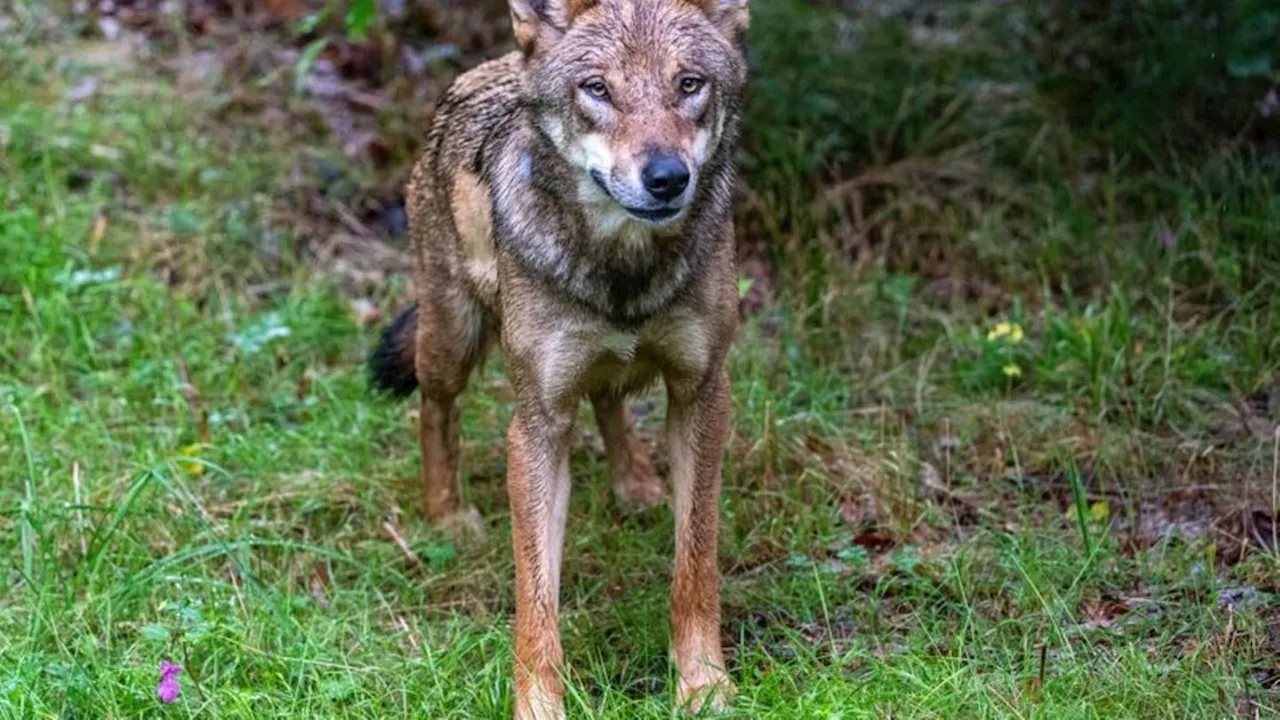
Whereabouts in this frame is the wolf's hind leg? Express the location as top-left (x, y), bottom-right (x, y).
top-left (590, 391), bottom-right (665, 512)
top-left (415, 298), bottom-right (488, 540)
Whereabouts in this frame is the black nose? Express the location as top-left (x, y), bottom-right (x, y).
top-left (641, 154), bottom-right (690, 202)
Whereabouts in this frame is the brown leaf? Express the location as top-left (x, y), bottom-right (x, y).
top-left (89, 213), bottom-right (108, 254)
top-left (296, 368), bottom-right (314, 402)
top-left (839, 493), bottom-right (873, 528)
top-left (1079, 598), bottom-right (1132, 631)
top-left (309, 561), bottom-right (332, 609)
top-left (264, 0), bottom-right (308, 23)
top-left (851, 527), bottom-right (897, 553)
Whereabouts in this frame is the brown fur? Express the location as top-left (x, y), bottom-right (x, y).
top-left (368, 1), bottom-right (750, 716)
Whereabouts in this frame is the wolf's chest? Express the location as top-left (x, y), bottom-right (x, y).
top-left (528, 311), bottom-right (713, 404)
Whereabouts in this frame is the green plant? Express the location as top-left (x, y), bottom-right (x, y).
top-left (343, 0), bottom-right (377, 40)
top-left (292, 0), bottom-right (381, 95)
top-left (1227, 0), bottom-right (1280, 81)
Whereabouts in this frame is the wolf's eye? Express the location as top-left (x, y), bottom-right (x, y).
top-left (678, 75), bottom-right (705, 95)
top-left (582, 79), bottom-right (611, 100)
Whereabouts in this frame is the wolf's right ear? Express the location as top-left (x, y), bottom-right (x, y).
top-left (509, 0), bottom-right (596, 55)
top-left (689, 0), bottom-right (750, 43)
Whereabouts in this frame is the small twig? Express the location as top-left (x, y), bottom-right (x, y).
top-left (1222, 603), bottom-right (1236, 652)
top-left (228, 564), bottom-right (247, 616)
top-left (1271, 425), bottom-right (1278, 558)
top-left (328, 198), bottom-right (376, 238)
top-left (395, 615), bottom-right (421, 652)
top-left (72, 461), bottom-right (87, 557)
top-left (1037, 642), bottom-right (1047, 689)
top-left (382, 519), bottom-right (420, 567)
top-left (172, 605), bottom-right (208, 704)
top-left (181, 642), bottom-right (209, 703)
top-left (943, 418), bottom-right (953, 492)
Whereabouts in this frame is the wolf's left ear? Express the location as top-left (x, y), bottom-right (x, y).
top-left (689, 0), bottom-right (750, 42)
top-left (509, 0), bottom-right (597, 55)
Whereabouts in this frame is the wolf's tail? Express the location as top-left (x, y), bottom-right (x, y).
top-left (368, 303), bottom-right (419, 398)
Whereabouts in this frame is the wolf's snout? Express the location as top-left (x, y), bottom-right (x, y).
top-left (641, 153), bottom-right (690, 202)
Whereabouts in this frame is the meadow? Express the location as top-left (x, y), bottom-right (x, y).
top-left (1, 1), bottom-right (1277, 717)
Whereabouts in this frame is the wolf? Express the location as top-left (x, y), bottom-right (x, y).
top-left (367, 0), bottom-right (750, 716)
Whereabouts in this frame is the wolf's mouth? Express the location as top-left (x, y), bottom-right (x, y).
top-left (623, 206), bottom-right (682, 222)
top-left (590, 169), bottom-right (684, 224)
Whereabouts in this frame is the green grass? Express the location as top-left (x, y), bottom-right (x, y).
top-left (2, 3), bottom-right (1279, 718)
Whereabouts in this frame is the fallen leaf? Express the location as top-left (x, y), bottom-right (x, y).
top-left (289, 371), bottom-right (310, 405)
top-left (264, 0), bottom-right (307, 23)
top-left (90, 144), bottom-right (123, 162)
top-left (309, 562), bottom-right (331, 609)
top-left (851, 527), bottom-right (897, 553)
top-left (919, 462), bottom-right (949, 497)
top-left (348, 298), bottom-right (382, 327)
top-left (64, 77), bottom-right (99, 103)
top-left (89, 213), bottom-right (108, 254)
top-left (838, 494), bottom-right (871, 527)
top-left (1078, 598), bottom-right (1131, 631)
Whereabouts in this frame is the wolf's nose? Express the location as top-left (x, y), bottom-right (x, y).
top-left (641, 154), bottom-right (690, 202)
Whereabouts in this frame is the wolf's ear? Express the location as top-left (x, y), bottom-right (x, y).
top-left (509, 0), bottom-right (597, 55)
top-left (689, 0), bottom-right (749, 42)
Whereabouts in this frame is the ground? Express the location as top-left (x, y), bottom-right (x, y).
top-left (1, 1), bottom-right (1278, 718)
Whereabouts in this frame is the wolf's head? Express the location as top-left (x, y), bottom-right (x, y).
top-left (510, 0), bottom-right (749, 230)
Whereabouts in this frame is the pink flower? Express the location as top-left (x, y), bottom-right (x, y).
top-left (157, 660), bottom-right (182, 703)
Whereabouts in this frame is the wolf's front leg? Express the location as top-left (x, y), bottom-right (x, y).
top-left (666, 366), bottom-right (735, 714)
top-left (507, 409), bottom-right (574, 720)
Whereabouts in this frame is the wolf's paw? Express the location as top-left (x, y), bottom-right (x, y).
top-left (431, 505), bottom-right (487, 543)
top-left (613, 470), bottom-right (665, 513)
top-left (676, 674), bottom-right (736, 716)
top-left (513, 683), bottom-right (565, 720)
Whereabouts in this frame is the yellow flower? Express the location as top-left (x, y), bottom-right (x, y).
top-left (178, 443), bottom-right (206, 477)
top-left (1002, 363), bottom-right (1022, 378)
top-left (987, 321), bottom-right (1025, 344)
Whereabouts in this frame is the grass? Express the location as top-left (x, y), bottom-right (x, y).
top-left (2, 1), bottom-right (1279, 717)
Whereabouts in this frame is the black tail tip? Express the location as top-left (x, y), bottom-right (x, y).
top-left (367, 304), bottom-right (419, 399)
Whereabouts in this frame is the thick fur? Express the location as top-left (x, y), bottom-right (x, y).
top-left (367, 1), bottom-right (749, 717)
top-left (369, 304), bottom-right (420, 397)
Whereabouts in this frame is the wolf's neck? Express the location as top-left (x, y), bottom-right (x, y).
top-left (488, 121), bottom-right (726, 327)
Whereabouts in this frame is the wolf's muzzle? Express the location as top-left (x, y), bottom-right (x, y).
top-left (641, 153), bottom-right (690, 202)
